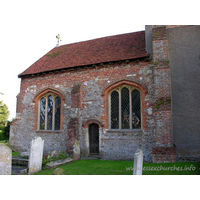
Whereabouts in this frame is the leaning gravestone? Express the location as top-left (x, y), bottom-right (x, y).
top-left (133, 149), bottom-right (143, 175)
top-left (73, 140), bottom-right (80, 161)
top-left (0, 144), bottom-right (12, 175)
top-left (28, 137), bottom-right (44, 175)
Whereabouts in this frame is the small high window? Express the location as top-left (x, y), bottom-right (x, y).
top-left (39, 93), bottom-right (61, 130)
top-left (109, 85), bottom-right (141, 129)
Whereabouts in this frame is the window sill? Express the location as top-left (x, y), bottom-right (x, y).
top-left (106, 129), bottom-right (143, 133)
top-left (35, 130), bottom-right (62, 134)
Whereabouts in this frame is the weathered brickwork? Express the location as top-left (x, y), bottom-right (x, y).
top-left (152, 26), bottom-right (169, 62)
top-left (151, 25), bottom-right (174, 162)
top-left (10, 59), bottom-right (159, 161)
top-left (10, 26), bottom-right (177, 162)
top-left (166, 25), bottom-right (187, 29)
top-left (152, 147), bottom-right (176, 163)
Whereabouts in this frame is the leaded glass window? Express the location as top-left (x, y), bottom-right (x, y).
top-left (121, 87), bottom-right (130, 129)
top-left (55, 97), bottom-right (61, 130)
top-left (109, 85), bottom-right (141, 129)
top-left (132, 90), bottom-right (141, 129)
top-left (47, 95), bottom-right (53, 130)
top-left (111, 91), bottom-right (119, 129)
top-left (40, 98), bottom-right (46, 130)
top-left (39, 94), bottom-right (61, 131)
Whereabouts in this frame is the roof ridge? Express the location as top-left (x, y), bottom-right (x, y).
top-left (19, 31), bottom-right (148, 77)
top-left (56, 30), bottom-right (145, 48)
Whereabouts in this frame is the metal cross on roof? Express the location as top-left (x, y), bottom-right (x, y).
top-left (56, 34), bottom-right (62, 47)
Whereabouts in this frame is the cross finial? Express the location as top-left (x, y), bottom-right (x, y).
top-left (56, 34), bottom-right (62, 47)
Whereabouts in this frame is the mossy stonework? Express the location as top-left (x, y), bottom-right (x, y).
top-left (154, 98), bottom-right (171, 110)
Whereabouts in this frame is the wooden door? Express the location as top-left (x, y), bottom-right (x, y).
top-left (89, 123), bottom-right (99, 154)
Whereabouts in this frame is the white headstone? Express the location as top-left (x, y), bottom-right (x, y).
top-left (73, 140), bottom-right (80, 161)
top-left (28, 137), bottom-right (44, 175)
top-left (133, 149), bottom-right (143, 175)
top-left (0, 144), bottom-right (12, 175)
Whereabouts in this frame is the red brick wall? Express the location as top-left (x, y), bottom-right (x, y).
top-left (151, 25), bottom-right (174, 162)
top-left (152, 147), bottom-right (176, 163)
top-left (152, 27), bottom-right (169, 62)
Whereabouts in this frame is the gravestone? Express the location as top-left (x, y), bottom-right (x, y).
top-left (28, 137), bottom-right (44, 175)
top-left (53, 168), bottom-right (65, 175)
top-left (73, 140), bottom-right (80, 161)
top-left (0, 144), bottom-right (12, 175)
top-left (19, 152), bottom-right (29, 157)
top-left (46, 158), bottom-right (73, 169)
top-left (50, 150), bottom-right (61, 158)
top-left (133, 149), bottom-right (143, 175)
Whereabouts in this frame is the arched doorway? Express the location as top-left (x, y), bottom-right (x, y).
top-left (89, 123), bottom-right (99, 154)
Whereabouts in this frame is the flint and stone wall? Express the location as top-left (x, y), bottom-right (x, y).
top-left (10, 59), bottom-right (160, 162)
top-left (10, 29), bottom-right (174, 162)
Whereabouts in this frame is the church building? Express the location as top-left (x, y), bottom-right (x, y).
top-left (10, 25), bottom-right (200, 162)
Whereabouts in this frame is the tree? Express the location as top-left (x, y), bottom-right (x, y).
top-left (0, 100), bottom-right (10, 123)
top-left (1, 120), bottom-right (12, 140)
top-left (0, 93), bottom-right (9, 123)
top-left (0, 93), bottom-right (10, 140)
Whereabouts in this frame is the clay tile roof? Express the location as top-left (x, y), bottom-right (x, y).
top-left (18, 31), bottom-right (148, 77)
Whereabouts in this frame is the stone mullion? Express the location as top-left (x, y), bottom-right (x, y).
top-left (52, 95), bottom-right (55, 131)
top-left (129, 88), bottom-right (132, 129)
top-left (45, 95), bottom-right (48, 130)
top-left (38, 99), bottom-right (41, 130)
top-left (108, 93), bottom-right (111, 129)
top-left (119, 88), bottom-right (122, 129)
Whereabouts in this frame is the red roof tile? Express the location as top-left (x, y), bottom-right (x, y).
top-left (19, 31), bottom-right (148, 77)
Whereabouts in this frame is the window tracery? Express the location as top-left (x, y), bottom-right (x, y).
top-left (38, 93), bottom-right (61, 131)
top-left (109, 85), bottom-right (141, 129)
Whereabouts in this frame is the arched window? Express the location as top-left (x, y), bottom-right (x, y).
top-left (109, 85), bottom-right (141, 129)
top-left (39, 93), bottom-right (61, 131)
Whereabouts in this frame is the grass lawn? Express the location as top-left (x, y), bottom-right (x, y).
top-left (1, 140), bottom-right (199, 175)
top-left (12, 152), bottom-right (19, 157)
top-left (0, 140), bottom-right (19, 156)
top-left (34, 160), bottom-right (200, 175)
top-left (0, 140), bottom-right (8, 143)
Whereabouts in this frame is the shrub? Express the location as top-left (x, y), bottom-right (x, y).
top-left (1, 120), bottom-right (13, 140)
